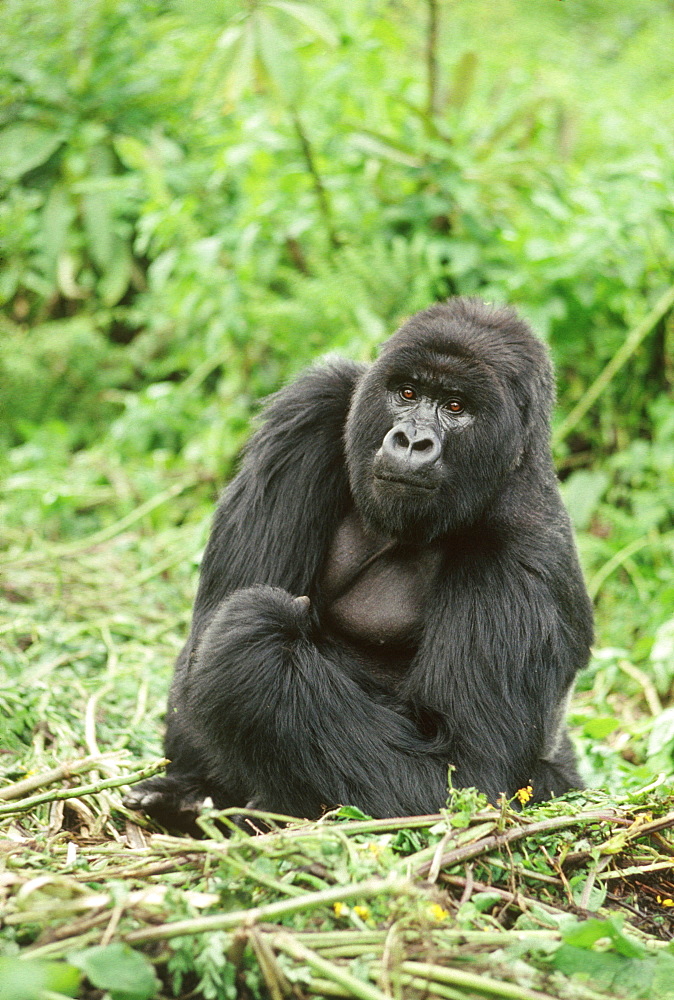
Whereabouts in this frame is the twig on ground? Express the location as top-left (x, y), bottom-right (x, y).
top-left (125, 878), bottom-right (418, 944)
top-left (0, 759), bottom-right (168, 816)
top-left (415, 811), bottom-right (625, 877)
top-left (0, 752), bottom-right (128, 801)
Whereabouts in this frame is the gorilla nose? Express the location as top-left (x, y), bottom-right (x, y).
top-left (381, 422), bottom-right (442, 470)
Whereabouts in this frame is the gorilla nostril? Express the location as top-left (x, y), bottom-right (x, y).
top-left (412, 438), bottom-right (434, 452)
top-left (392, 430), bottom-right (410, 449)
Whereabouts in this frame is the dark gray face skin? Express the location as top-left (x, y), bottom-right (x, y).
top-left (373, 381), bottom-right (475, 493)
top-left (346, 355), bottom-right (524, 544)
top-left (344, 299), bottom-right (559, 546)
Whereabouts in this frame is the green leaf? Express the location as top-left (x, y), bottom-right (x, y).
top-left (552, 945), bottom-right (648, 995)
top-left (69, 943), bottom-right (160, 1000)
top-left (41, 184), bottom-right (75, 278)
top-left (99, 245), bottom-right (133, 305)
top-left (215, 23), bottom-right (245, 53)
top-left (449, 51), bottom-right (478, 110)
top-left (0, 123), bottom-right (64, 180)
top-left (80, 143), bottom-right (117, 270)
top-left (0, 259), bottom-right (20, 304)
top-left (333, 805), bottom-right (371, 820)
top-left (471, 891), bottom-right (503, 912)
top-left (651, 952), bottom-right (674, 998)
top-left (269, 1), bottom-right (338, 46)
top-left (583, 716), bottom-right (619, 739)
top-left (569, 874), bottom-right (607, 911)
top-left (82, 191), bottom-right (115, 271)
top-left (647, 707), bottom-right (674, 759)
top-left (255, 12), bottom-right (301, 102)
top-left (220, 21), bottom-right (256, 104)
top-left (0, 957), bottom-right (80, 1000)
top-left (553, 946), bottom-right (674, 998)
top-left (651, 618), bottom-right (674, 667)
top-left (113, 135), bottom-right (148, 172)
top-left (562, 917), bottom-right (645, 958)
top-left (560, 469), bottom-right (610, 530)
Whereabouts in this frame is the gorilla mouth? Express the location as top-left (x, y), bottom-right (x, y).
top-left (374, 474), bottom-right (438, 491)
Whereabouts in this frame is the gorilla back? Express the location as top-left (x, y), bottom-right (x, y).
top-left (126, 297), bottom-right (593, 824)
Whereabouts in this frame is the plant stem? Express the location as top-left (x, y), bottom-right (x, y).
top-left (126, 878), bottom-right (416, 943)
top-left (399, 960), bottom-right (560, 1000)
top-left (0, 752), bottom-right (124, 801)
top-left (291, 108), bottom-right (340, 249)
top-left (426, 0), bottom-right (440, 117)
top-left (414, 810), bottom-right (624, 876)
top-left (0, 759), bottom-right (168, 816)
top-left (274, 933), bottom-right (390, 1000)
top-left (554, 283), bottom-right (674, 444)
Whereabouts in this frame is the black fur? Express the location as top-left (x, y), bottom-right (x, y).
top-left (125, 298), bottom-right (593, 823)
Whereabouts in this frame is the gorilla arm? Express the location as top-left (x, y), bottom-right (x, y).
top-left (126, 360), bottom-right (364, 822)
top-left (401, 516), bottom-right (593, 803)
top-left (189, 359), bottom-right (363, 635)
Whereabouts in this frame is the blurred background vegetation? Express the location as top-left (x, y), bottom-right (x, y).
top-left (2, 0), bottom-right (674, 795)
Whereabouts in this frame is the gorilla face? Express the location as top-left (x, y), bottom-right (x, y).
top-left (345, 300), bottom-right (553, 542)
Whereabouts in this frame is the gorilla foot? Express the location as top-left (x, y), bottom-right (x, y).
top-left (123, 774), bottom-right (209, 834)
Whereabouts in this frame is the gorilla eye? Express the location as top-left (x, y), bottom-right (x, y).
top-left (399, 385), bottom-right (418, 401)
top-left (446, 399), bottom-right (464, 414)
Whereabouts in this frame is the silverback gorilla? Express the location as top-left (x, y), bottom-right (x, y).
top-left (126, 297), bottom-right (593, 824)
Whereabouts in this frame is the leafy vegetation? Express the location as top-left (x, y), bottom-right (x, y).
top-left (2, 1), bottom-right (674, 997)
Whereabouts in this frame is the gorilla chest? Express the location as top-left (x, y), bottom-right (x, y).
top-left (321, 511), bottom-right (442, 647)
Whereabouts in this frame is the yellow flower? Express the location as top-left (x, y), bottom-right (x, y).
top-left (515, 785), bottom-right (533, 805)
top-left (429, 903), bottom-right (449, 922)
top-left (353, 905), bottom-right (370, 920)
top-left (333, 902), bottom-right (347, 917)
top-left (656, 896), bottom-right (674, 907)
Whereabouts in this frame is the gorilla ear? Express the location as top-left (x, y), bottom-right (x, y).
top-left (515, 354), bottom-right (555, 463)
top-left (481, 304), bottom-right (555, 465)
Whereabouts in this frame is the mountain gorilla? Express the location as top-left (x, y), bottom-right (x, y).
top-left (126, 297), bottom-right (593, 824)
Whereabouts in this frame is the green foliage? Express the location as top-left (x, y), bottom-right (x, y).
top-left (551, 917), bottom-right (674, 998)
top-left (3, 0), bottom-right (673, 469)
top-left (0, 319), bottom-right (132, 447)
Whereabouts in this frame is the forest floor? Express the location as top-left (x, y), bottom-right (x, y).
top-left (2, 518), bottom-right (674, 1000)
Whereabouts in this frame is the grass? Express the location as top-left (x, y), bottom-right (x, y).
top-left (2, 474), bottom-right (674, 1000)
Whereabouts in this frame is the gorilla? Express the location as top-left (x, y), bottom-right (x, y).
top-left (126, 297), bottom-right (593, 825)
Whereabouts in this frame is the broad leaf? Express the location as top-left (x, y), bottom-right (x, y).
top-left (0, 957), bottom-right (80, 1000)
top-left (270, 1), bottom-right (338, 46)
top-left (0, 123), bottom-right (64, 180)
top-left (70, 943), bottom-right (159, 1000)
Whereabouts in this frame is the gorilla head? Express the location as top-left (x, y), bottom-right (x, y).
top-left (345, 298), bottom-right (555, 542)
